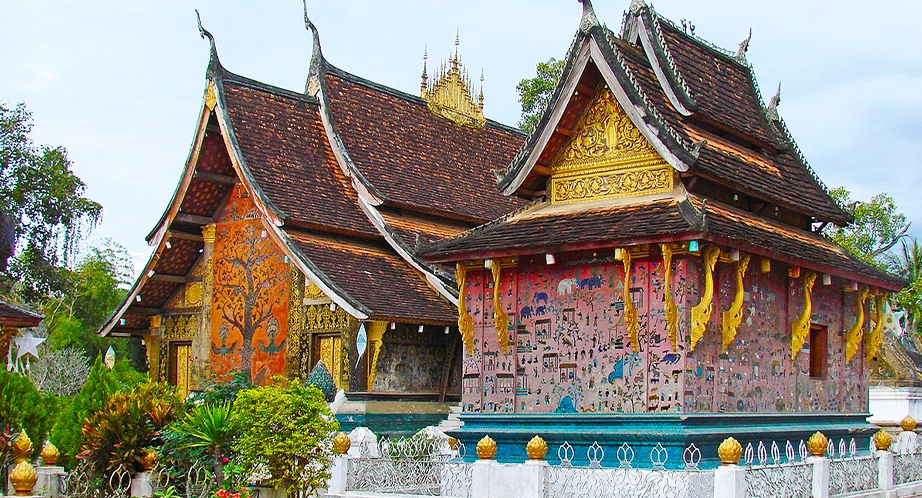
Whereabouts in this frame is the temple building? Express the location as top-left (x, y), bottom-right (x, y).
top-left (421, 0), bottom-right (906, 464)
top-left (99, 13), bottom-right (524, 432)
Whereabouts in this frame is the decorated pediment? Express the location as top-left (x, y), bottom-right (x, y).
top-left (549, 88), bottom-right (673, 204)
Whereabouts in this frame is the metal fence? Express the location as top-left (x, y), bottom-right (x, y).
top-left (743, 440), bottom-right (812, 498)
top-left (346, 435), bottom-right (473, 497)
top-left (828, 438), bottom-right (877, 496)
top-left (894, 436), bottom-right (922, 486)
top-left (543, 442), bottom-right (713, 498)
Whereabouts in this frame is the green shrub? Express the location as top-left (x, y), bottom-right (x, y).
top-left (49, 355), bottom-right (145, 468)
top-left (232, 376), bottom-right (337, 495)
top-left (79, 381), bottom-right (185, 475)
top-left (0, 370), bottom-right (55, 459)
top-left (171, 401), bottom-right (236, 484)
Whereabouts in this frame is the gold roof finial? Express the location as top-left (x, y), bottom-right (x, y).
top-left (421, 31), bottom-right (485, 128)
top-left (420, 46), bottom-right (428, 97)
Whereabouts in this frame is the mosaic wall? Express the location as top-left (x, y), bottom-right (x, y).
top-left (210, 187), bottom-right (289, 384)
top-left (461, 251), bottom-right (689, 414)
top-left (461, 250), bottom-right (869, 415)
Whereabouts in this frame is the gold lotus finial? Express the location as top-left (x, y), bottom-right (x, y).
top-left (11, 431), bottom-right (33, 464)
top-left (901, 415), bottom-right (917, 432)
top-left (10, 461), bottom-right (37, 496)
top-left (476, 435), bottom-right (497, 460)
top-left (874, 430), bottom-right (893, 451)
top-left (807, 432), bottom-right (828, 457)
top-left (526, 435), bottom-right (548, 460)
top-left (40, 442), bottom-right (59, 466)
top-left (332, 432), bottom-right (351, 455)
top-left (448, 436), bottom-right (460, 451)
top-left (717, 437), bottom-right (742, 465)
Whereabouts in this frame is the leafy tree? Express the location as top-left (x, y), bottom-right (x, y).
top-left (232, 377), bottom-right (337, 495)
top-left (516, 58), bottom-right (565, 133)
top-left (823, 187), bottom-right (909, 267)
top-left (0, 102), bottom-right (102, 300)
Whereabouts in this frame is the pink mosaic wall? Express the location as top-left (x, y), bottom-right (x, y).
top-left (460, 250), bottom-right (869, 415)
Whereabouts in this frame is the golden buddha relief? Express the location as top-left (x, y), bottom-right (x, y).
top-left (550, 88), bottom-right (673, 204)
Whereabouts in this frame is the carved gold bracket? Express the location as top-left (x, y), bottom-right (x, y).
top-left (488, 260), bottom-right (509, 355)
top-left (456, 263), bottom-right (475, 355)
top-left (205, 82), bottom-right (217, 111)
top-left (617, 249), bottom-right (640, 352)
top-left (690, 246), bottom-right (720, 351)
top-left (721, 254), bottom-right (750, 352)
top-left (661, 244), bottom-right (679, 352)
top-left (845, 286), bottom-right (869, 363)
top-left (366, 321), bottom-right (388, 389)
top-left (865, 294), bottom-right (888, 362)
top-left (789, 271), bottom-right (816, 360)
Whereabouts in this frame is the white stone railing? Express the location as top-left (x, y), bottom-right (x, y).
top-left (325, 424), bottom-right (922, 498)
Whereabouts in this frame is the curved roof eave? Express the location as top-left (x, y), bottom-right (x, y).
top-left (629, 8), bottom-right (696, 116)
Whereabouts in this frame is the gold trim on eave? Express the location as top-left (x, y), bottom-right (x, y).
top-left (865, 294), bottom-right (887, 362)
top-left (790, 271), bottom-right (816, 360)
top-left (845, 286), bottom-right (869, 363)
top-left (661, 244), bottom-right (679, 351)
top-left (488, 259), bottom-right (510, 355)
top-left (456, 263), bottom-right (475, 355)
top-left (690, 246), bottom-right (720, 351)
top-left (721, 253), bottom-right (750, 352)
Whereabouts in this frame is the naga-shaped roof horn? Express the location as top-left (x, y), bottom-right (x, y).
top-left (735, 28), bottom-right (752, 63)
top-left (579, 0), bottom-right (600, 34)
top-left (195, 10), bottom-right (222, 78)
top-left (303, 0), bottom-right (324, 94)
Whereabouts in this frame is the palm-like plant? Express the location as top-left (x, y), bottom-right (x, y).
top-left (175, 401), bottom-right (236, 485)
top-left (886, 237), bottom-right (922, 332)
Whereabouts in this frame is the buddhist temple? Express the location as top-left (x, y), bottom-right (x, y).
top-left (421, 0), bottom-right (906, 465)
top-left (99, 10), bottom-right (525, 433)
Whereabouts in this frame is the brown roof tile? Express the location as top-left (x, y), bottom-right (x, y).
top-left (222, 78), bottom-right (379, 238)
top-left (284, 229), bottom-right (456, 323)
top-left (322, 69), bottom-right (527, 222)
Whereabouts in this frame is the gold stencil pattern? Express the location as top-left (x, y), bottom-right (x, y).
top-left (162, 315), bottom-right (199, 341)
top-left (550, 88), bottom-right (672, 204)
top-left (286, 268), bottom-right (308, 378)
top-left (185, 282), bottom-right (203, 307)
top-left (306, 304), bottom-right (352, 331)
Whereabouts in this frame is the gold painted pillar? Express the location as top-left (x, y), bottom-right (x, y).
top-left (146, 316), bottom-right (163, 380)
top-left (366, 321), bottom-right (388, 390)
top-left (194, 223), bottom-right (217, 388)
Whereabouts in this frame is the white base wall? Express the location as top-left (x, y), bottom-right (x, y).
top-left (869, 386), bottom-right (922, 426)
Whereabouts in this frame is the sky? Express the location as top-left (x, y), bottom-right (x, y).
top-left (2, 1), bottom-right (921, 275)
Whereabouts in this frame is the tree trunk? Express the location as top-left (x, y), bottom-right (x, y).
top-left (213, 447), bottom-right (225, 486)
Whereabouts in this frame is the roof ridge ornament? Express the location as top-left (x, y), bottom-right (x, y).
top-left (629, 0), bottom-right (647, 14)
top-left (734, 28), bottom-right (752, 63)
top-left (302, 0), bottom-right (324, 94)
top-left (579, 0), bottom-right (600, 35)
top-left (765, 82), bottom-right (781, 122)
top-left (195, 10), bottom-right (222, 76)
top-left (420, 31), bottom-right (486, 129)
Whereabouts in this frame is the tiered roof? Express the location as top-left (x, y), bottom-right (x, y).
top-left (100, 14), bottom-right (525, 336)
top-left (423, 0), bottom-right (902, 291)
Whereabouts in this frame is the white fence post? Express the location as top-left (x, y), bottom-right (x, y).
top-left (877, 450), bottom-right (894, 491)
top-left (713, 464), bottom-right (746, 498)
top-left (520, 460), bottom-right (548, 498)
top-left (327, 454), bottom-right (349, 495)
top-left (809, 456), bottom-right (830, 498)
top-left (471, 459), bottom-right (493, 498)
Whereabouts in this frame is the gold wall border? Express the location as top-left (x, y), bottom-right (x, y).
top-left (845, 286), bottom-right (869, 363)
top-left (661, 244), bottom-right (679, 352)
top-left (488, 260), bottom-right (510, 355)
top-left (617, 249), bottom-right (640, 352)
top-left (721, 253), bottom-right (750, 352)
top-left (456, 263), bottom-right (475, 355)
top-left (866, 294), bottom-right (888, 362)
top-left (789, 271), bottom-right (816, 360)
top-left (690, 246), bottom-right (720, 352)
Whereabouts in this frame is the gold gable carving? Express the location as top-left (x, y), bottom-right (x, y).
top-left (550, 88), bottom-right (673, 204)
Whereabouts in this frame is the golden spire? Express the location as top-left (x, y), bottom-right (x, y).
top-left (421, 30), bottom-right (485, 129)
